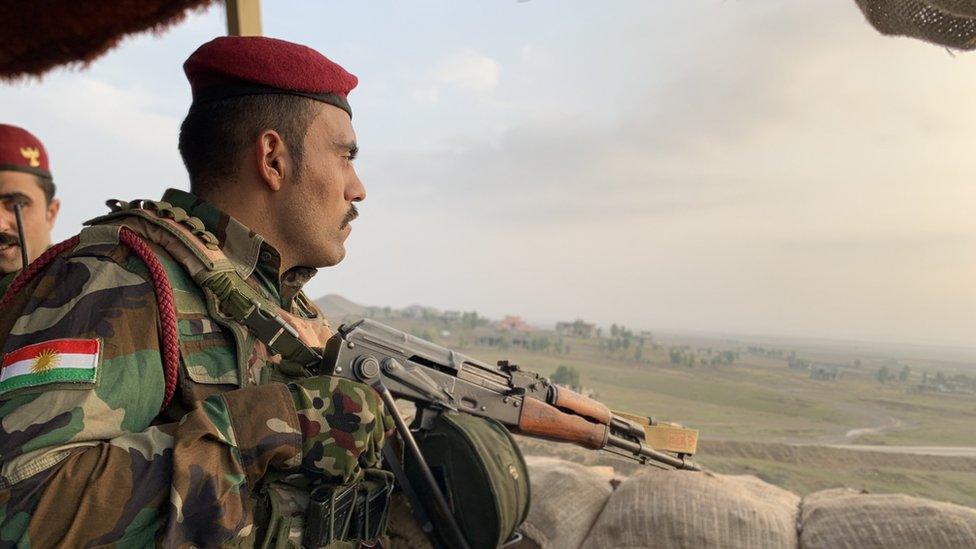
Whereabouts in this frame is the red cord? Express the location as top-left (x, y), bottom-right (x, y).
top-left (0, 235), bottom-right (80, 310)
top-left (119, 228), bottom-right (179, 410)
top-left (0, 229), bottom-right (179, 411)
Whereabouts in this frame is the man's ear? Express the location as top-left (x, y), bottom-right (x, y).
top-left (256, 130), bottom-right (290, 192)
top-left (46, 198), bottom-right (60, 229)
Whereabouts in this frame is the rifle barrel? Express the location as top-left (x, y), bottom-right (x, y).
top-left (606, 433), bottom-right (700, 471)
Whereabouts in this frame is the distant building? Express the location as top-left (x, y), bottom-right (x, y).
top-left (556, 319), bottom-right (595, 338)
top-left (497, 315), bottom-right (531, 332)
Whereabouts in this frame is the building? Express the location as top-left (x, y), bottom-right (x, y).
top-left (556, 319), bottom-right (595, 338)
top-left (496, 315), bottom-right (531, 332)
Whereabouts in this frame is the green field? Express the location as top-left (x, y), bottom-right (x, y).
top-left (378, 317), bottom-right (976, 446)
top-left (323, 299), bottom-right (976, 507)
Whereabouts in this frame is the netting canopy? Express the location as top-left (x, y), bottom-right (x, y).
top-left (855, 0), bottom-right (976, 49)
top-left (0, 1), bottom-right (971, 81)
top-left (0, 0), bottom-right (220, 80)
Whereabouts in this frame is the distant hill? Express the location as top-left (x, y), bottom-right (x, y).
top-left (314, 294), bottom-right (450, 325)
top-left (314, 294), bottom-right (368, 323)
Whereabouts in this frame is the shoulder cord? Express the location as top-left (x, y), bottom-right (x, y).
top-left (96, 200), bottom-right (322, 372)
top-left (0, 228), bottom-right (179, 411)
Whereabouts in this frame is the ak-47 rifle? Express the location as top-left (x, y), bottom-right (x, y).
top-left (308, 318), bottom-right (700, 549)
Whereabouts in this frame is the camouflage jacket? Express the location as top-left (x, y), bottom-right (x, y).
top-left (0, 189), bottom-right (339, 547)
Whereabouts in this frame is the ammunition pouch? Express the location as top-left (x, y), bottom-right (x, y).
top-left (406, 412), bottom-right (530, 549)
top-left (253, 469), bottom-right (394, 549)
top-left (303, 469), bottom-right (395, 548)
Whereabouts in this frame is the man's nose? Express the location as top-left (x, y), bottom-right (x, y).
top-left (346, 171), bottom-right (366, 203)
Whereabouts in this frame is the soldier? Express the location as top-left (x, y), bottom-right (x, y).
top-left (0, 37), bottom-right (393, 547)
top-left (0, 124), bottom-right (60, 295)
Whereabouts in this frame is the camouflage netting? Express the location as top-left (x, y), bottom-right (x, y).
top-left (855, 0), bottom-right (976, 49)
top-left (0, 0), bottom-right (220, 80)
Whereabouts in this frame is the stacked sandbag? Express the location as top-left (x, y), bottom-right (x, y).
top-left (515, 456), bottom-right (616, 549)
top-left (387, 456), bottom-right (615, 549)
top-left (583, 470), bottom-right (800, 549)
top-left (384, 493), bottom-right (433, 549)
top-left (800, 488), bottom-right (976, 549)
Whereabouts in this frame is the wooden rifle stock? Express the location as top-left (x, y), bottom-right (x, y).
top-left (517, 397), bottom-right (609, 449)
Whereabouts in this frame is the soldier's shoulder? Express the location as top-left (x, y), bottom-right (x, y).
top-left (0, 229), bottom-right (173, 351)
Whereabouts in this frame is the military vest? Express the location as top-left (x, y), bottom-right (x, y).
top-left (81, 199), bottom-right (390, 548)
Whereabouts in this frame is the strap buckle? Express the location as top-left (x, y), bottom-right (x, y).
top-left (244, 298), bottom-right (301, 350)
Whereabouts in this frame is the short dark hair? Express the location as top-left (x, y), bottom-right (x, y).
top-left (36, 176), bottom-right (55, 204)
top-left (178, 94), bottom-right (318, 196)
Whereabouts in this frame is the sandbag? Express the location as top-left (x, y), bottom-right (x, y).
top-left (800, 488), bottom-right (976, 549)
top-left (583, 471), bottom-right (800, 549)
top-left (384, 493), bottom-right (433, 549)
top-left (515, 456), bottom-right (615, 549)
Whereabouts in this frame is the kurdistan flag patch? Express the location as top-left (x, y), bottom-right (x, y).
top-left (0, 339), bottom-right (100, 394)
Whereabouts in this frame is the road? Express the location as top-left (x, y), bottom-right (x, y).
top-left (824, 444), bottom-right (976, 457)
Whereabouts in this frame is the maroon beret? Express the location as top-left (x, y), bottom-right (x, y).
top-left (0, 124), bottom-right (51, 179)
top-left (184, 36), bottom-right (357, 117)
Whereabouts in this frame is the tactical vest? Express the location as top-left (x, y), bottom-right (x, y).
top-left (80, 199), bottom-right (392, 549)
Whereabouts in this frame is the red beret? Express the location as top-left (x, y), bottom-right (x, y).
top-left (184, 36), bottom-right (357, 117)
top-left (0, 124), bottom-right (51, 179)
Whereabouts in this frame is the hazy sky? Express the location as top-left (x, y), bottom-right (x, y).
top-left (1, 1), bottom-right (974, 347)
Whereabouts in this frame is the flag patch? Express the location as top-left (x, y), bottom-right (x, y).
top-left (0, 339), bottom-right (100, 394)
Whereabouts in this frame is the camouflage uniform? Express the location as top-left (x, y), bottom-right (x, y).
top-left (0, 188), bottom-right (392, 547)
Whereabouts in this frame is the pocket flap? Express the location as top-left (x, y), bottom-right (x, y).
top-left (177, 315), bottom-right (239, 386)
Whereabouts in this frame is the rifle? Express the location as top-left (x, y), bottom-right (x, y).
top-left (307, 318), bottom-right (700, 548)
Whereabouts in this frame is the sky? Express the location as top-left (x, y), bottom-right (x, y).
top-left (1, 1), bottom-right (974, 347)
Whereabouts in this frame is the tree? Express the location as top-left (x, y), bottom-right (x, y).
top-left (876, 366), bottom-right (890, 384)
top-left (551, 365), bottom-right (580, 387)
top-left (898, 365), bottom-right (910, 383)
top-left (669, 348), bottom-right (683, 364)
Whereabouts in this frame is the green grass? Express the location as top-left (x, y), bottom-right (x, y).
top-left (357, 314), bottom-right (976, 506)
top-left (701, 456), bottom-right (976, 508)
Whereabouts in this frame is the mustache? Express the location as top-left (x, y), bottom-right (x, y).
top-left (0, 233), bottom-right (20, 247)
top-left (340, 204), bottom-right (359, 228)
